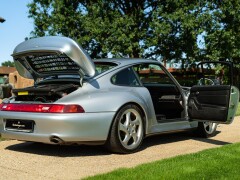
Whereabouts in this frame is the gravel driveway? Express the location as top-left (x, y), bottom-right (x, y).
top-left (0, 117), bottom-right (240, 180)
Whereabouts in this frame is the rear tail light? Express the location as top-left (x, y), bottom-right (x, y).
top-left (0, 104), bottom-right (85, 113)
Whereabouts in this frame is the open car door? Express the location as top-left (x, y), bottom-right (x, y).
top-left (188, 61), bottom-right (239, 124)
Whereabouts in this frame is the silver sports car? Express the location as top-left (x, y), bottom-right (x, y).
top-left (0, 36), bottom-right (239, 153)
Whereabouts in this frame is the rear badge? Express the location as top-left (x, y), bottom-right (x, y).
top-left (12, 121), bottom-right (26, 128)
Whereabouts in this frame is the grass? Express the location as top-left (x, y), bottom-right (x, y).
top-left (0, 133), bottom-right (4, 141)
top-left (85, 103), bottom-right (240, 180)
top-left (85, 143), bottom-right (240, 180)
top-left (236, 103), bottom-right (240, 116)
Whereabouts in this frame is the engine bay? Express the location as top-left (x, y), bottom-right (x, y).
top-left (12, 83), bottom-right (79, 103)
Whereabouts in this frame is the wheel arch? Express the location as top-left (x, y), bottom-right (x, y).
top-left (106, 101), bottom-right (148, 142)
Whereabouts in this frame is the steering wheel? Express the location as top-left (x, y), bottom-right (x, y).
top-left (198, 78), bottom-right (215, 86)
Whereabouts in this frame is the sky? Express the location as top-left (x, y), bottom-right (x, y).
top-left (0, 0), bottom-right (33, 64)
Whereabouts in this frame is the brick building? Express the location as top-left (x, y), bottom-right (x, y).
top-left (9, 71), bottom-right (34, 89)
top-left (0, 66), bottom-right (16, 84)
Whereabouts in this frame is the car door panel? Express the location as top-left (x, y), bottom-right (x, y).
top-left (188, 85), bottom-right (238, 124)
top-left (190, 85), bottom-right (230, 106)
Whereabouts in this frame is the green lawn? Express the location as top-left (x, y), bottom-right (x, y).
top-left (236, 103), bottom-right (240, 116)
top-left (85, 143), bottom-right (240, 180)
top-left (85, 103), bottom-right (240, 180)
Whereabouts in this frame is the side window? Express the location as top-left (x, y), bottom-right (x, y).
top-left (133, 63), bottom-right (175, 85)
top-left (111, 67), bottom-right (140, 86)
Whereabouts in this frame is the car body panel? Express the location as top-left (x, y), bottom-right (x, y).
top-left (56, 78), bottom-right (155, 134)
top-left (149, 120), bottom-right (198, 136)
top-left (12, 36), bottom-right (95, 79)
top-left (227, 86), bottom-right (239, 123)
top-left (0, 111), bottom-right (114, 143)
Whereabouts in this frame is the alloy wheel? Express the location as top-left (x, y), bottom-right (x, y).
top-left (203, 122), bottom-right (217, 134)
top-left (118, 108), bottom-right (143, 150)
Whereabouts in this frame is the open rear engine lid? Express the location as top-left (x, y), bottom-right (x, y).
top-left (12, 36), bottom-right (96, 79)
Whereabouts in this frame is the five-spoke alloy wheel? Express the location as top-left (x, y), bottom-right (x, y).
top-left (195, 121), bottom-right (218, 137)
top-left (106, 104), bottom-right (144, 153)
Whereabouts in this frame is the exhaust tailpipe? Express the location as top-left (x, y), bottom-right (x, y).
top-left (50, 136), bottom-right (64, 144)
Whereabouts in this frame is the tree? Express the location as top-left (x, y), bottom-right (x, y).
top-left (147, 0), bottom-right (209, 68)
top-left (82, 1), bottom-right (159, 58)
top-left (28, 0), bottom-right (206, 63)
top-left (27, 1), bottom-right (240, 70)
top-left (28, 0), bottom-right (159, 58)
top-left (203, 1), bottom-right (240, 61)
top-left (197, 1), bottom-right (240, 87)
top-left (1, 60), bottom-right (15, 67)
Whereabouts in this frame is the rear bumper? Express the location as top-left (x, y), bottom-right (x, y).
top-left (0, 111), bottom-right (115, 144)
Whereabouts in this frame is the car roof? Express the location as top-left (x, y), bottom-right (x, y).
top-left (93, 58), bottom-right (160, 67)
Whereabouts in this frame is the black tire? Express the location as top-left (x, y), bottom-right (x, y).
top-left (106, 104), bottom-right (144, 154)
top-left (194, 122), bottom-right (218, 138)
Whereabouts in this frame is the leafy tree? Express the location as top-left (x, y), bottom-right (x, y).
top-left (27, 0), bottom-right (205, 63)
top-left (203, 1), bottom-right (240, 62)
top-left (82, 1), bottom-right (158, 58)
top-left (147, 0), bottom-right (210, 68)
top-left (27, 0), bottom-right (240, 78)
top-left (28, 0), bottom-right (161, 58)
top-left (197, 1), bottom-right (240, 86)
top-left (1, 60), bottom-right (15, 67)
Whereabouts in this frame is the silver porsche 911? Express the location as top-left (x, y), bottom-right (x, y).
top-left (0, 36), bottom-right (239, 153)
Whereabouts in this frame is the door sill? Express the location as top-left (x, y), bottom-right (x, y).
top-left (157, 117), bottom-right (185, 123)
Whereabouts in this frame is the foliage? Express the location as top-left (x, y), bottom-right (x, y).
top-left (199, 1), bottom-right (240, 87)
top-left (202, 1), bottom-right (240, 62)
top-left (148, 1), bottom-right (208, 66)
top-left (27, 0), bottom-right (206, 62)
top-left (236, 103), bottom-right (240, 116)
top-left (27, 1), bottom-right (240, 86)
top-left (28, 0), bottom-right (158, 58)
top-left (85, 142), bottom-right (240, 180)
top-left (1, 60), bottom-right (15, 67)
top-left (0, 134), bottom-right (3, 141)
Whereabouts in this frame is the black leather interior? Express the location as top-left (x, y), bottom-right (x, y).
top-left (188, 85), bottom-right (230, 122)
top-left (145, 84), bottom-right (184, 120)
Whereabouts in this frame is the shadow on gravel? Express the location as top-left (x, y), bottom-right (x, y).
top-left (140, 130), bottom-right (231, 151)
top-left (5, 130), bottom-right (231, 156)
top-left (6, 142), bottom-right (110, 157)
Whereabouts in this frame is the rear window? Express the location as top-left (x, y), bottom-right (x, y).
top-left (111, 67), bottom-right (140, 86)
top-left (37, 61), bottom-right (117, 83)
top-left (94, 62), bottom-right (118, 75)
